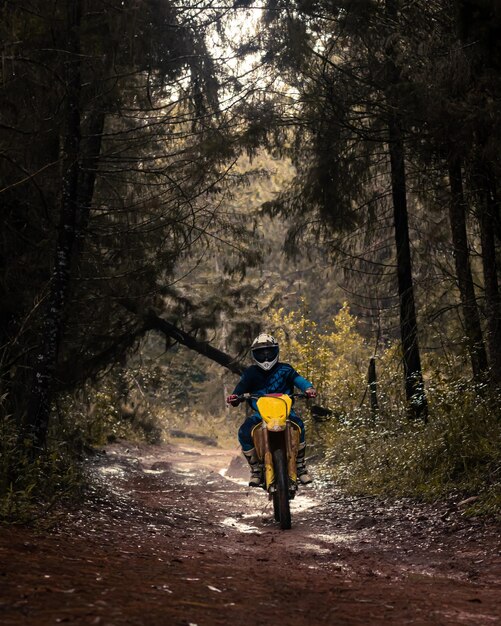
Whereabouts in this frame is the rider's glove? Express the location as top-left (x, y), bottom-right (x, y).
top-left (305, 387), bottom-right (317, 399)
top-left (226, 394), bottom-right (241, 407)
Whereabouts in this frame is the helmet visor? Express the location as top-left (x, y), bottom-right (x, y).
top-left (252, 346), bottom-right (279, 364)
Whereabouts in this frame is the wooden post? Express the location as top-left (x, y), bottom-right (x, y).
top-left (368, 357), bottom-right (379, 418)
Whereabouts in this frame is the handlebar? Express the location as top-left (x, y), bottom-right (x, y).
top-left (235, 392), bottom-right (308, 401)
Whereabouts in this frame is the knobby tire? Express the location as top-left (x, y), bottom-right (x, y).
top-left (272, 447), bottom-right (291, 530)
top-left (272, 492), bottom-right (280, 521)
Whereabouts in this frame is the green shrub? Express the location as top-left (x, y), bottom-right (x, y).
top-left (59, 375), bottom-right (162, 449)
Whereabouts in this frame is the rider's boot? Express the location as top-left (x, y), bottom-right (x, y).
top-left (296, 443), bottom-right (313, 485)
top-left (242, 448), bottom-right (263, 487)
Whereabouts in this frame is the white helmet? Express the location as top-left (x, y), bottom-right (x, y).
top-left (251, 333), bottom-right (279, 371)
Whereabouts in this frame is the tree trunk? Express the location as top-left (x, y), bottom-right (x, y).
top-left (25, 1), bottom-right (82, 450)
top-left (478, 190), bottom-right (501, 385)
top-left (448, 156), bottom-right (488, 380)
top-left (368, 357), bottom-right (378, 418)
top-left (387, 115), bottom-right (428, 421)
top-left (385, 0), bottom-right (427, 421)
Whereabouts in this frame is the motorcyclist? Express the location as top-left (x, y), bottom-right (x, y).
top-left (226, 333), bottom-right (316, 487)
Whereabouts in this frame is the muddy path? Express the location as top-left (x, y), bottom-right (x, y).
top-left (0, 442), bottom-right (500, 626)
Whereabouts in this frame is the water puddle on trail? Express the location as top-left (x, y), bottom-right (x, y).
top-left (164, 464), bottom-right (203, 486)
top-left (397, 564), bottom-right (469, 583)
top-left (219, 468), bottom-right (247, 487)
top-left (290, 493), bottom-right (319, 512)
top-left (436, 609), bottom-right (499, 624)
top-left (220, 468), bottom-right (323, 511)
top-left (217, 478), bottom-right (324, 536)
top-left (297, 542), bottom-right (331, 555)
top-left (221, 516), bottom-right (262, 534)
top-left (292, 531), bottom-right (357, 560)
top-left (97, 465), bottom-right (126, 478)
top-left (310, 532), bottom-right (356, 545)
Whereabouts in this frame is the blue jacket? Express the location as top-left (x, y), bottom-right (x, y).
top-left (232, 362), bottom-right (312, 412)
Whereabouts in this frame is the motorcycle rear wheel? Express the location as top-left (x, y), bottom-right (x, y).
top-left (272, 447), bottom-right (291, 530)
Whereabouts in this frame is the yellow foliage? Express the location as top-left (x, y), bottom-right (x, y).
top-left (268, 301), bottom-right (371, 415)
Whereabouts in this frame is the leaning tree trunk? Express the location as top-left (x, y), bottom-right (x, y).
top-left (142, 308), bottom-right (245, 375)
top-left (448, 156), bottom-right (488, 380)
top-left (25, 1), bottom-right (83, 451)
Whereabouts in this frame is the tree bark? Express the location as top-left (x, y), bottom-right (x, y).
top-left (478, 189), bottom-right (501, 384)
top-left (387, 114), bottom-right (428, 421)
top-left (368, 356), bottom-right (378, 418)
top-left (25, 1), bottom-right (83, 450)
top-left (385, 0), bottom-right (427, 421)
top-left (448, 156), bottom-right (488, 380)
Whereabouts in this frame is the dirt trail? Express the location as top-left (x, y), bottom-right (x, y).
top-left (0, 442), bottom-right (500, 626)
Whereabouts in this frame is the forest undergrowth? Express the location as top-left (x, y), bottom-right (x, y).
top-left (0, 380), bottom-right (161, 524)
top-left (0, 417), bottom-right (83, 524)
top-left (317, 391), bottom-right (501, 517)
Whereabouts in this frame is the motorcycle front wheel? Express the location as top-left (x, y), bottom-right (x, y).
top-left (272, 447), bottom-right (291, 530)
top-left (272, 492), bottom-right (280, 522)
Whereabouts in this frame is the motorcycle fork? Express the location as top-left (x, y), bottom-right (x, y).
top-left (286, 420), bottom-right (300, 483)
top-left (253, 422), bottom-right (299, 491)
top-left (252, 424), bottom-right (274, 489)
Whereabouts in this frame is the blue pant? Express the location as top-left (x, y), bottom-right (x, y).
top-left (238, 412), bottom-right (305, 451)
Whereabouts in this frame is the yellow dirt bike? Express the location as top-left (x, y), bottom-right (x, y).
top-left (237, 392), bottom-right (307, 530)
